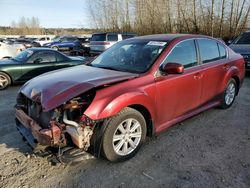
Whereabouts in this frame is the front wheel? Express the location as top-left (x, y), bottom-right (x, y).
top-left (102, 107), bottom-right (147, 162)
top-left (0, 72), bottom-right (11, 90)
top-left (221, 78), bottom-right (237, 109)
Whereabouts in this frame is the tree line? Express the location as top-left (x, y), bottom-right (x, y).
top-left (88, 0), bottom-right (250, 40)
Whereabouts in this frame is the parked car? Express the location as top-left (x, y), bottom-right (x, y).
top-left (15, 34), bottom-right (245, 162)
top-left (0, 48), bottom-right (85, 89)
top-left (0, 42), bottom-right (25, 59)
top-left (229, 31), bottom-right (250, 70)
top-left (43, 36), bottom-right (82, 51)
top-left (35, 37), bottom-right (52, 46)
top-left (14, 38), bottom-right (41, 48)
top-left (90, 32), bottom-right (136, 55)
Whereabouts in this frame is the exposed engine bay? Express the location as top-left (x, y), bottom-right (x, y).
top-left (15, 90), bottom-right (98, 162)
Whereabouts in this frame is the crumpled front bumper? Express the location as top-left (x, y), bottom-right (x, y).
top-left (15, 109), bottom-right (61, 149)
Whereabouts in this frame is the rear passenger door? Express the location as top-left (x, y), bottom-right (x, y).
top-left (197, 39), bottom-right (228, 105)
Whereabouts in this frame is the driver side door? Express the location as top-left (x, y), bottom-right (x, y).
top-left (21, 51), bottom-right (57, 81)
top-left (155, 39), bottom-right (202, 132)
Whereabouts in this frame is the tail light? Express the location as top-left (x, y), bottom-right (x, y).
top-left (93, 42), bottom-right (110, 45)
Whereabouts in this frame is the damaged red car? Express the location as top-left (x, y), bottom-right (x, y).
top-left (15, 34), bottom-right (245, 162)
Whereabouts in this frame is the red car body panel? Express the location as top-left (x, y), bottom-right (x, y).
top-left (18, 34), bottom-right (245, 136)
top-left (20, 65), bottom-right (138, 112)
top-left (84, 35), bottom-right (245, 134)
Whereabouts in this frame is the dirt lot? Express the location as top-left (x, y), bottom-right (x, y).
top-left (0, 74), bottom-right (250, 188)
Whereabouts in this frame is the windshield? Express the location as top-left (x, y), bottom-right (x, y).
top-left (91, 40), bottom-right (167, 73)
top-left (233, 33), bottom-right (250, 44)
top-left (13, 50), bottom-right (34, 62)
top-left (52, 37), bottom-right (61, 42)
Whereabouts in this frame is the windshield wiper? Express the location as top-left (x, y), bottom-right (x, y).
top-left (94, 65), bottom-right (120, 71)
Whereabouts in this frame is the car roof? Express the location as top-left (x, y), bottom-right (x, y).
top-left (130, 34), bottom-right (208, 42)
top-left (92, 32), bottom-right (137, 35)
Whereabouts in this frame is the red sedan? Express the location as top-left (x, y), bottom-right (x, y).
top-left (15, 34), bottom-right (245, 162)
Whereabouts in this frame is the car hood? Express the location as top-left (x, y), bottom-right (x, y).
top-left (0, 59), bottom-right (19, 65)
top-left (229, 44), bottom-right (250, 54)
top-left (20, 65), bottom-right (138, 112)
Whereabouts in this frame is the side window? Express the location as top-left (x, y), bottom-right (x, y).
top-left (198, 39), bottom-right (220, 63)
top-left (163, 40), bottom-right (197, 68)
top-left (218, 43), bottom-right (227, 59)
top-left (61, 38), bottom-right (67, 42)
top-left (56, 53), bottom-right (67, 62)
top-left (122, 34), bottom-right (135, 40)
top-left (107, 34), bottom-right (118, 41)
top-left (27, 52), bottom-right (56, 63)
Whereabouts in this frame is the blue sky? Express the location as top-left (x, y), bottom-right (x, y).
top-left (0, 0), bottom-right (90, 28)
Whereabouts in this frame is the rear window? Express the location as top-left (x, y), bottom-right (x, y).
top-left (233, 33), bottom-right (250, 44)
top-left (91, 34), bottom-right (106, 41)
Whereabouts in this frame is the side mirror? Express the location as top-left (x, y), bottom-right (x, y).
top-left (33, 58), bottom-right (43, 64)
top-left (160, 62), bottom-right (184, 74)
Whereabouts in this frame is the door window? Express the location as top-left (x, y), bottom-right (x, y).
top-left (107, 34), bottom-right (118, 41)
top-left (27, 51), bottom-right (56, 63)
top-left (122, 34), bottom-right (136, 40)
top-left (56, 52), bottom-right (67, 62)
top-left (218, 43), bottom-right (227, 59)
top-left (162, 40), bottom-right (198, 68)
top-left (198, 39), bottom-right (220, 63)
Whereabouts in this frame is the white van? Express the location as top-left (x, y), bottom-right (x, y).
top-left (90, 32), bottom-right (136, 55)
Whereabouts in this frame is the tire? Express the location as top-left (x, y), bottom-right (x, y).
top-left (52, 46), bottom-right (59, 51)
top-left (101, 107), bottom-right (147, 162)
top-left (0, 72), bottom-right (11, 90)
top-left (220, 78), bottom-right (237, 109)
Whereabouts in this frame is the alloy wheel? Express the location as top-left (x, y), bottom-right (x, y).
top-left (225, 82), bottom-right (236, 105)
top-left (0, 75), bottom-right (8, 89)
top-left (112, 118), bottom-right (142, 156)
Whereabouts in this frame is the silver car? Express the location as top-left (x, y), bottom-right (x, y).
top-left (90, 32), bottom-right (136, 55)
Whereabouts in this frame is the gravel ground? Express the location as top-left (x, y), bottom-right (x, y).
top-left (0, 74), bottom-right (250, 188)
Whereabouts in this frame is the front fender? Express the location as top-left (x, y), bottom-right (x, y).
top-left (84, 90), bottom-right (156, 121)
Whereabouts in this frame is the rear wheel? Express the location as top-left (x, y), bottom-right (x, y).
top-left (0, 72), bottom-right (11, 90)
top-left (102, 107), bottom-right (147, 162)
top-left (221, 78), bottom-right (237, 109)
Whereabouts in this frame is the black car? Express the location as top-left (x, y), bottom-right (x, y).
top-left (0, 48), bottom-right (85, 89)
top-left (229, 31), bottom-right (250, 70)
top-left (14, 38), bottom-right (41, 48)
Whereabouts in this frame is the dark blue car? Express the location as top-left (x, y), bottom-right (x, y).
top-left (43, 36), bottom-right (82, 51)
top-left (229, 31), bottom-right (250, 71)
